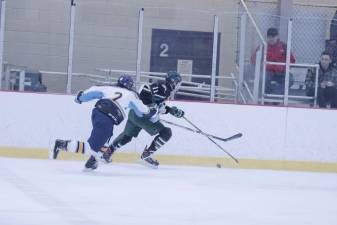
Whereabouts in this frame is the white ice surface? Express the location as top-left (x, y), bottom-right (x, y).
top-left (0, 157), bottom-right (336, 225)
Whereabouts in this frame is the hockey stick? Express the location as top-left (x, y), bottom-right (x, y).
top-left (161, 119), bottom-right (242, 143)
top-left (182, 116), bottom-right (239, 164)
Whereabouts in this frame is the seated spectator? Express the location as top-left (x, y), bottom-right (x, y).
top-left (305, 51), bottom-right (337, 108)
top-left (252, 28), bottom-right (296, 96)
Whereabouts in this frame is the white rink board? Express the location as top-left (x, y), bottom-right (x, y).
top-left (0, 91), bottom-right (336, 162)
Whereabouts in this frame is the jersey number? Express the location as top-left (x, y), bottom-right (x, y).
top-left (160, 43), bottom-right (169, 57)
top-left (111, 92), bottom-right (122, 101)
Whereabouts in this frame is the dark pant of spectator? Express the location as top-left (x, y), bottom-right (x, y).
top-left (265, 73), bottom-right (285, 95)
top-left (317, 87), bottom-right (337, 108)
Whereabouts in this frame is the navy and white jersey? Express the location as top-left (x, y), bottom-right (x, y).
top-left (78, 85), bottom-right (151, 119)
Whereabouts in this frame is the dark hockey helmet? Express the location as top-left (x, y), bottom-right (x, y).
top-left (117, 74), bottom-right (134, 90)
top-left (166, 71), bottom-right (182, 90)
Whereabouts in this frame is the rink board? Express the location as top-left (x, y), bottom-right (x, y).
top-left (0, 147), bottom-right (337, 173)
top-left (0, 91), bottom-right (337, 173)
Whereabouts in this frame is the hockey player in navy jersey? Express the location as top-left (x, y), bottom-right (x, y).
top-left (51, 75), bottom-right (156, 171)
top-left (106, 71), bottom-right (185, 168)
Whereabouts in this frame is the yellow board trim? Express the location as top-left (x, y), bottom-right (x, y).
top-left (0, 147), bottom-right (337, 173)
top-left (78, 142), bottom-right (84, 154)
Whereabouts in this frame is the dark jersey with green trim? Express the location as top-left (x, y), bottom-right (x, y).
top-left (139, 81), bottom-right (172, 105)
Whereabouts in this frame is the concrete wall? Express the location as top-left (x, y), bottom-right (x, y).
top-left (3, 0), bottom-right (239, 93)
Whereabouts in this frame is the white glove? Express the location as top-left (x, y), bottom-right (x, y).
top-left (158, 103), bottom-right (167, 114)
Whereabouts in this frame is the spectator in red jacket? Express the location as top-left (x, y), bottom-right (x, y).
top-left (252, 28), bottom-right (296, 95)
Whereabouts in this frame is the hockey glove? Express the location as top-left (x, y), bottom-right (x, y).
top-left (158, 103), bottom-right (171, 114)
top-left (169, 106), bottom-right (184, 118)
top-left (75, 90), bottom-right (84, 104)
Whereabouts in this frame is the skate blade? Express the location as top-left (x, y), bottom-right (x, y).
top-left (48, 148), bottom-right (53, 160)
top-left (82, 167), bottom-right (97, 172)
top-left (98, 158), bottom-right (112, 164)
top-left (139, 159), bottom-right (159, 169)
top-left (48, 141), bottom-right (56, 160)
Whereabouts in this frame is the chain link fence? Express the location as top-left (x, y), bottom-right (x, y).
top-left (292, 4), bottom-right (336, 64)
top-left (237, 0), bottom-right (337, 106)
top-left (245, 0), bottom-right (337, 64)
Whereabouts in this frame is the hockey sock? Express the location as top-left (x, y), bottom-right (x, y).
top-left (67, 141), bottom-right (87, 154)
top-left (147, 127), bottom-right (172, 154)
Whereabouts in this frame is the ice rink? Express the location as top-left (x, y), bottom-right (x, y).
top-left (0, 157), bottom-right (337, 225)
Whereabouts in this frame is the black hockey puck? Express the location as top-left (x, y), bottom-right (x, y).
top-left (216, 163), bottom-right (221, 168)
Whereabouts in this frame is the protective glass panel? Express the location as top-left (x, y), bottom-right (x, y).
top-left (72, 1), bottom-right (138, 93)
top-left (3, 0), bottom-right (70, 93)
top-left (217, 11), bottom-right (239, 103)
top-left (141, 7), bottom-right (214, 101)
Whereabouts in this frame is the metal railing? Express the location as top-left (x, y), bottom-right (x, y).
top-left (96, 69), bottom-right (238, 101)
top-left (238, 0), bottom-right (268, 105)
top-left (238, 0), bottom-right (322, 107)
top-left (3, 64), bottom-right (238, 102)
top-left (261, 20), bottom-right (319, 107)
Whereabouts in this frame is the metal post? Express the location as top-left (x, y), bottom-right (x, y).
top-left (278, 0), bottom-right (293, 42)
top-left (284, 19), bottom-right (293, 106)
top-left (210, 15), bottom-right (219, 102)
top-left (239, 0), bottom-right (267, 105)
top-left (238, 13), bottom-right (247, 102)
top-left (261, 45), bottom-right (267, 104)
top-left (314, 65), bottom-right (319, 107)
top-left (136, 8), bottom-right (144, 90)
top-left (253, 46), bottom-right (262, 104)
top-left (66, 0), bottom-right (76, 94)
top-left (4, 64), bottom-right (9, 89)
top-left (19, 70), bottom-right (25, 92)
top-left (0, 0), bottom-right (6, 89)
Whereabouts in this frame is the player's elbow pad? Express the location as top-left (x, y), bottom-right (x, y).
top-left (79, 91), bottom-right (104, 102)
